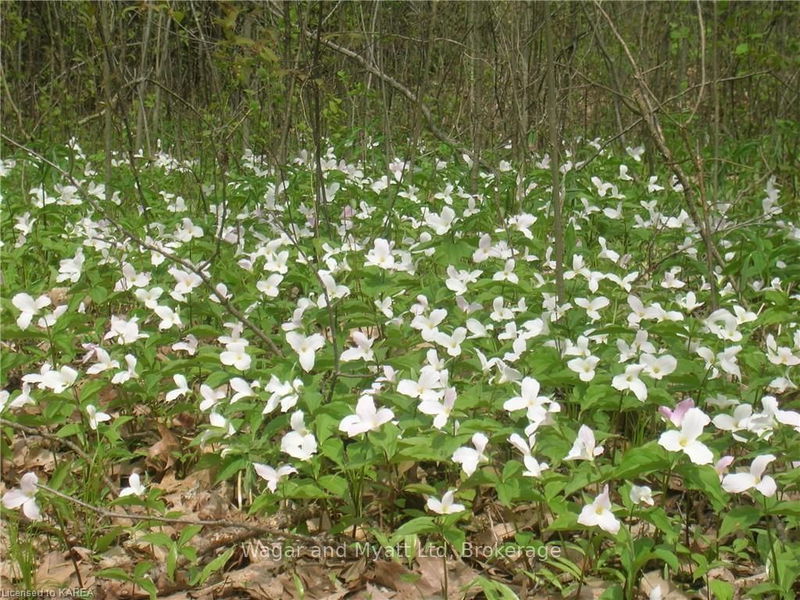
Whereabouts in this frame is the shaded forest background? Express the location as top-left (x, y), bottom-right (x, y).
top-left (1, 1), bottom-right (799, 182)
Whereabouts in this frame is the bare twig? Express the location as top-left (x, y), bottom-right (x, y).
top-left (37, 483), bottom-right (320, 544)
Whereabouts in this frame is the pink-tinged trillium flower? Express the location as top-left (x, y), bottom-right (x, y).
top-left (426, 490), bottom-right (465, 515)
top-left (565, 425), bottom-right (604, 461)
top-left (452, 433), bottom-right (489, 477)
top-left (612, 365), bottom-right (648, 402)
top-left (658, 398), bottom-right (695, 427)
top-left (340, 332), bottom-right (376, 362)
top-left (578, 485), bottom-right (620, 534)
top-left (339, 395), bottom-right (394, 437)
top-left (285, 332), bottom-right (326, 372)
top-left (629, 485), bottom-right (655, 506)
top-left (120, 473), bottom-right (146, 498)
top-left (281, 411), bottom-right (317, 461)
top-left (722, 455), bottom-right (777, 497)
top-left (715, 456), bottom-right (735, 480)
top-left (86, 404), bottom-right (111, 430)
top-left (658, 408), bottom-right (713, 465)
top-left (419, 387), bottom-right (456, 429)
top-left (220, 342), bottom-right (252, 371)
top-left (567, 355), bottom-right (600, 382)
top-left (2, 472), bottom-right (42, 520)
top-left (253, 464), bottom-right (297, 493)
top-left (12, 292), bottom-right (51, 330)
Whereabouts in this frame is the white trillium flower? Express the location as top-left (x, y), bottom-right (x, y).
top-left (12, 293), bottom-right (51, 330)
top-left (220, 342), bottom-right (252, 371)
top-left (2, 472), bottom-right (42, 520)
top-left (578, 485), bottom-right (620, 534)
top-left (339, 395), bottom-right (395, 437)
top-left (340, 332), bottom-right (377, 362)
top-left (658, 408), bottom-right (713, 465)
top-left (639, 354), bottom-right (677, 380)
top-left (86, 348), bottom-right (120, 375)
top-left (452, 433), bottom-right (489, 477)
top-left (565, 425), bottom-right (604, 461)
top-left (86, 404), bottom-right (111, 429)
top-left (166, 374), bottom-right (191, 402)
top-left (722, 455), bottom-right (777, 497)
top-left (629, 485), bottom-right (655, 506)
top-left (419, 387), bottom-right (456, 429)
top-left (257, 273), bottom-right (284, 298)
top-left (111, 354), bottom-right (138, 385)
top-left (285, 332), bottom-right (325, 372)
top-left (567, 355), bottom-right (600, 382)
top-left (199, 384), bottom-right (227, 411)
top-left (281, 411), bottom-right (317, 461)
top-left (612, 365), bottom-right (648, 402)
top-left (426, 489), bottom-right (465, 515)
top-left (253, 463), bottom-right (297, 493)
top-left (120, 473), bottom-right (146, 497)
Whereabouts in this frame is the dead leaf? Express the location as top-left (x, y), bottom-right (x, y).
top-left (146, 423), bottom-right (179, 472)
top-left (639, 570), bottom-right (689, 600)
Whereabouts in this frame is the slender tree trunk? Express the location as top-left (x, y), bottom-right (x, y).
top-left (545, 5), bottom-right (565, 304)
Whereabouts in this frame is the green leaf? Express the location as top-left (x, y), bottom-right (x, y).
top-left (720, 506), bottom-right (762, 538)
top-left (190, 547), bottom-right (234, 586)
top-left (614, 442), bottom-right (668, 479)
top-left (215, 456), bottom-right (247, 484)
top-left (709, 580), bottom-right (734, 600)
top-left (394, 516), bottom-right (438, 536)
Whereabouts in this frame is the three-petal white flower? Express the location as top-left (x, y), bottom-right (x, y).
top-left (721, 454), bottom-right (777, 497)
top-left (285, 332), bottom-right (326, 372)
top-left (578, 485), bottom-right (620, 534)
top-left (2, 472), bottom-right (42, 520)
top-left (339, 395), bottom-right (395, 437)
top-left (426, 489), bottom-right (465, 515)
top-left (452, 433), bottom-right (489, 477)
top-left (658, 408), bottom-right (713, 465)
top-left (253, 463), bottom-right (297, 493)
top-left (281, 411), bottom-right (318, 461)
